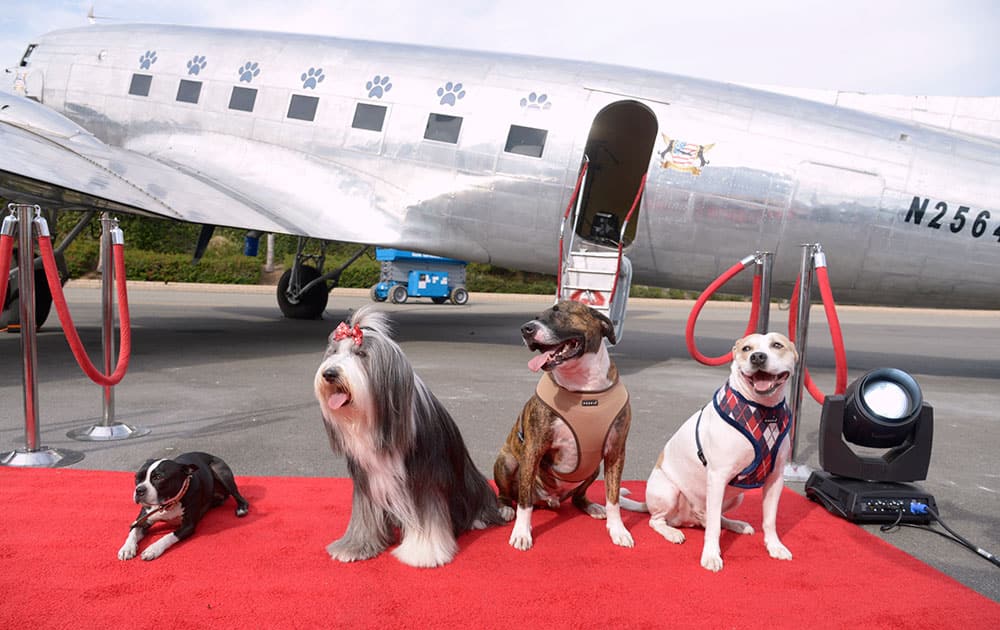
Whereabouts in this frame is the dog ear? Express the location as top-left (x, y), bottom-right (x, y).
top-left (785, 338), bottom-right (799, 362)
top-left (594, 307), bottom-right (616, 345)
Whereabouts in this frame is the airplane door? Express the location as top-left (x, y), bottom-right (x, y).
top-left (577, 100), bottom-right (658, 247)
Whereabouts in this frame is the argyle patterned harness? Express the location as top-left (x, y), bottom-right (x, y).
top-left (695, 381), bottom-right (791, 489)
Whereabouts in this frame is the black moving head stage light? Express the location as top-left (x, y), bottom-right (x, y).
top-left (805, 368), bottom-right (937, 524)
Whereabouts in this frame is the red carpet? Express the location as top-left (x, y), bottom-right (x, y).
top-left (1, 468), bottom-right (997, 629)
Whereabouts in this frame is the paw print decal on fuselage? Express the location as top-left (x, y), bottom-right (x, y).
top-left (239, 62), bottom-right (261, 83)
top-left (301, 67), bottom-right (325, 89)
top-left (520, 92), bottom-right (551, 110)
top-left (187, 55), bottom-right (207, 76)
top-left (139, 50), bottom-right (157, 70)
top-left (436, 81), bottom-right (465, 106)
top-left (366, 75), bottom-right (392, 99)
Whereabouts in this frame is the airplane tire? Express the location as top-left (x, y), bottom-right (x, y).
top-left (1, 268), bottom-right (53, 329)
top-left (390, 285), bottom-right (408, 304)
top-left (450, 287), bottom-right (469, 305)
top-left (276, 265), bottom-right (328, 319)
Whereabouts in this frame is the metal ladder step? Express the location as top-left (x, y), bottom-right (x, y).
top-left (565, 267), bottom-right (616, 275)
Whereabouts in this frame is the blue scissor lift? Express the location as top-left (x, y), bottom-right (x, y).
top-left (370, 248), bottom-right (469, 305)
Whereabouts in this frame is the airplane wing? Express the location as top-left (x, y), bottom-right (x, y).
top-left (0, 90), bottom-right (307, 235)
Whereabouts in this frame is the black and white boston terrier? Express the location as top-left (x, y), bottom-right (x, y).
top-left (117, 452), bottom-right (250, 561)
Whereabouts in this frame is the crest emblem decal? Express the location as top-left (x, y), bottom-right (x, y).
top-left (658, 133), bottom-right (714, 175)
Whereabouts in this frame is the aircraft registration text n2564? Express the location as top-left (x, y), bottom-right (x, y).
top-left (904, 196), bottom-right (999, 242)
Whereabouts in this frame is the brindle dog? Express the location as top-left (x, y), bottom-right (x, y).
top-left (494, 300), bottom-right (633, 550)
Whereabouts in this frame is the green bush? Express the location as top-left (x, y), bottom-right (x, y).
top-left (124, 250), bottom-right (260, 284)
top-left (63, 239), bottom-right (100, 278)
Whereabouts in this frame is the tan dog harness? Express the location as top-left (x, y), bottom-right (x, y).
top-left (533, 373), bottom-right (629, 483)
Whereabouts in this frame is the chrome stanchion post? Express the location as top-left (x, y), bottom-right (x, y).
top-left (753, 251), bottom-right (773, 334)
top-left (1, 205), bottom-right (83, 467)
top-left (68, 214), bottom-right (149, 441)
top-left (784, 243), bottom-right (818, 482)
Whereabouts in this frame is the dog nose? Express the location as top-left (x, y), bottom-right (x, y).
top-left (750, 351), bottom-right (767, 367)
top-left (135, 486), bottom-right (146, 497)
top-left (322, 367), bottom-right (339, 383)
top-left (521, 322), bottom-right (536, 337)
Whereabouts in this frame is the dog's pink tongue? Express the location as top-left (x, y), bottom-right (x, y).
top-left (753, 373), bottom-right (777, 393)
top-left (327, 393), bottom-right (349, 410)
top-left (528, 351), bottom-right (553, 372)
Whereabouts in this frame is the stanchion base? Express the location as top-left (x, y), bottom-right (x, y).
top-left (783, 461), bottom-right (814, 483)
top-left (1, 447), bottom-right (85, 468)
top-left (67, 423), bottom-right (151, 441)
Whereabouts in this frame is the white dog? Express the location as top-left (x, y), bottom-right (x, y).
top-left (623, 332), bottom-right (798, 571)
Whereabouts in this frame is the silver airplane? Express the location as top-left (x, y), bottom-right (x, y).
top-left (2, 23), bottom-right (999, 325)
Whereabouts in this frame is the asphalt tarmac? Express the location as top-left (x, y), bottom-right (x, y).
top-left (1, 282), bottom-right (998, 601)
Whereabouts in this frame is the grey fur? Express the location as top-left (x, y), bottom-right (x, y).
top-left (315, 306), bottom-right (504, 567)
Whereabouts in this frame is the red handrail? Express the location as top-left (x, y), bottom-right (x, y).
top-left (608, 173), bottom-right (647, 305)
top-left (556, 159), bottom-right (590, 297)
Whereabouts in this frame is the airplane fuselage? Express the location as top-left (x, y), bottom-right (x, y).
top-left (12, 24), bottom-right (1000, 308)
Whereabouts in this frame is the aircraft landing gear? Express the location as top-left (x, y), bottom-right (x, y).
top-left (277, 237), bottom-right (369, 319)
top-left (277, 264), bottom-right (328, 319)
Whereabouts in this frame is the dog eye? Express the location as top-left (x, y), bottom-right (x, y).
top-left (741, 345), bottom-right (751, 352)
top-left (771, 341), bottom-right (783, 349)
top-left (354, 348), bottom-right (367, 358)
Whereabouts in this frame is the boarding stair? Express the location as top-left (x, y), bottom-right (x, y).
top-left (556, 157), bottom-right (646, 343)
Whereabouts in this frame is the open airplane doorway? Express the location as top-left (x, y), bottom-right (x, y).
top-left (576, 100), bottom-right (657, 247)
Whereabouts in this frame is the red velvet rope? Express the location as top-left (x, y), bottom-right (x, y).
top-left (0, 233), bottom-right (12, 311)
top-left (788, 268), bottom-right (849, 404)
top-left (38, 235), bottom-right (132, 386)
top-left (685, 258), bottom-right (759, 366)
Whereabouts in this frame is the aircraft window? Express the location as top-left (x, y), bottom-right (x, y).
top-left (228, 86), bottom-right (257, 112)
top-left (424, 113), bottom-right (462, 144)
top-left (128, 74), bottom-right (153, 97)
top-left (176, 79), bottom-right (202, 104)
top-left (19, 44), bottom-right (36, 67)
top-left (287, 94), bottom-right (319, 121)
top-left (352, 103), bottom-right (387, 132)
top-left (504, 125), bottom-right (548, 158)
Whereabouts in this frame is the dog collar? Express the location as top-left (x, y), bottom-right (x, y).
top-left (129, 473), bottom-right (192, 530)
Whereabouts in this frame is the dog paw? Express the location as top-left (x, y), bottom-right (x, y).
top-left (117, 542), bottom-right (137, 560)
top-left (608, 523), bottom-right (634, 548)
top-left (700, 552), bottom-right (724, 572)
top-left (650, 520), bottom-right (686, 544)
top-left (498, 505), bottom-right (516, 522)
top-left (326, 538), bottom-right (381, 563)
top-left (508, 526), bottom-right (533, 551)
top-left (140, 546), bottom-right (163, 561)
top-left (585, 503), bottom-right (607, 520)
top-left (766, 541), bottom-right (793, 561)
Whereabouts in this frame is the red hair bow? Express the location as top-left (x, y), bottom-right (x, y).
top-left (333, 322), bottom-right (364, 347)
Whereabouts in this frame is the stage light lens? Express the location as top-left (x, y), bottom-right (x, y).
top-left (861, 380), bottom-right (912, 421)
top-left (843, 368), bottom-right (923, 448)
